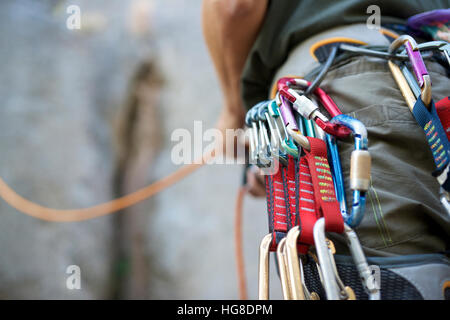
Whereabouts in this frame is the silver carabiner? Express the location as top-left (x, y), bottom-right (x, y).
top-left (344, 224), bottom-right (380, 300)
top-left (313, 218), bottom-right (342, 300)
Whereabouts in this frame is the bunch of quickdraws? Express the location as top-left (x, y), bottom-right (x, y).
top-left (245, 33), bottom-right (450, 300)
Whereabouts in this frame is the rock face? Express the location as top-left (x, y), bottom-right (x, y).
top-left (0, 0), bottom-right (276, 299)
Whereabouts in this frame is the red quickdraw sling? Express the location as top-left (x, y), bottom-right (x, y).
top-left (264, 137), bottom-right (344, 252)
top-left (436, 96), bottom-right (450, 141)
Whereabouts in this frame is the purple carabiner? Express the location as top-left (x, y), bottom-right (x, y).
top-left (278, 95), bottom-right (299, 132)
top-left (405, 41), bottom-right (429, 88)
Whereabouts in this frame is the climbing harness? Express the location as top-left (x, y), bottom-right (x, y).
top-left (387, 36), bottom-right (450, 215)
top-left (245, 25), bottom-right (450, 300)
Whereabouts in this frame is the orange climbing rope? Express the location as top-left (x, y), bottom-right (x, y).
top-left (234, 186), bottom-right (248, 300)
top-left (0, 150), bottom-right (214, 222)
top-left (0, 144), bottom-right (251, 299)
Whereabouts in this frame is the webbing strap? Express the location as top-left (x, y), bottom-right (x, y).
top-left (412, 96), bottom-right (450, 191)
top-left (436, 96), bottom-right (450, 142)
top-left (265, 163), bottom-right (289, 251)
top-left (303, 137), bottom-right (344, 234)
top-left (284, 156), bottom-right (298, 230)
top-left (296, 156), bottom-right (319, 254)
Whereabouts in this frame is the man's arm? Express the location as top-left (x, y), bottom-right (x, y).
top-left (202, 0), bottom-right (268, 132)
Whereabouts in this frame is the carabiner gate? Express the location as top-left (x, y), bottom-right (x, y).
top-left (389, 35), bottom-right (432, 108)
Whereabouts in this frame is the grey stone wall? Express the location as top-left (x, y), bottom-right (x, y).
top-left (0, 0), bottom-right (280, 299)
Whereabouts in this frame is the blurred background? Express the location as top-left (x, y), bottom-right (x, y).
top-left (0, 0), bottom-right (283, 299)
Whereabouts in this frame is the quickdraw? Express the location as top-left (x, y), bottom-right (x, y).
top-left (245, 34), bottom-right (448, 301)
top-left (249, 80), bottom-right (376, 300)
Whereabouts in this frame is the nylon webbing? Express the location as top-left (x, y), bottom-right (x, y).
top-left (303, 137), bottom-right (344, 234)
top-left (265, 162), bottom-right (289, 251)
top-left (412, 96), bottom-right (450, 191)
top-left (264, 138), bottom-right (344, 252)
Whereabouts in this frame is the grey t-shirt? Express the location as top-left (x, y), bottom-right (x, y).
top-left (241, 0), bottom-right (449, 109)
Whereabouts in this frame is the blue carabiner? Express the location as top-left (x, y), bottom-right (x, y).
top-left (330, 114), bottom-right (371, 227)
top-left (326, 134), bottom-right (348, 219)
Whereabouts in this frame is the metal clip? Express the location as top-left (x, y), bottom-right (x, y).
top-left (255, 103), bottom-right (272, 167)
top-left (276, 77), bottom-right (350, 138)
top-left (330, 114), bottom-right (371, 227)
top-left (389, 35), bottom-right (432, 108)
top-left (344, 224), bottom-right (381, 300)
top-left (274, 94), bottom-right (300, 158)
top-left (276, 238), bottom-right (292, 299)
top-left (313, 219), bottom-right (359, 300)
top-left (408, 40), bottom-right (450, 67)
top-left (285, 226), bottom-right (306, 300)
top-left (285, 226), bottom-right (320, 300)
top-left (258, 233), bottom-right (272, 300)
top-left (313, 218), bottom-right (344, 300)
top-left (245, 102), bottom-right (273, 168)
top-left (264, 101), bottom-right (289, 167)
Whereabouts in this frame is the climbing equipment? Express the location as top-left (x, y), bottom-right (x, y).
top-left (248, 79), bottom-right (378, 300)
top-left (245, 26), bottom-right (450, 300)
top-left (387, 36), bottom-right (450, 215)
top-left (330, 115), bottom-right (371, 228)
top-left (389, 35), bottom-right (432, 107)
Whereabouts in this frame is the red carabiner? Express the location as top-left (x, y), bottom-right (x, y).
top-left (276, 77), bottom-right (350, 138)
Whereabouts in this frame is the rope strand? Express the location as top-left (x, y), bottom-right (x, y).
top-left (0, 150), bottom-right (215, 222)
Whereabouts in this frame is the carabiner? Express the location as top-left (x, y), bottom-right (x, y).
top-left (339, 43), bottom-right (410, 61)
top-left (276, 238), bottom-right (292, 299)
top-left (274, 95), bottom-right (300, 158)
top-left (406, 40), bottom-right (450, 67)
top-left (285, 226), bottom-right (320, 300)
top-left (245, 105), bottom-right (262, 165)
top-left (276, 77), bottom-right (350, 138)
top-left (326, 134), bottom-right (348, 219)
top-left (312, 218), bottom-right (344, 300)
top-left (255, 102), bottom-right (273, 166)
top-left (389, 35), bottom-right (432, 108)
top-left (330, 114), bottom-right (371, 227)
top-left (245, 102), bottom-right (273, 168)
top-left (284, 226), bottom-right (306, 300)
top-left (388, 60), bottom-right (417, 111)
top-left (344, 224), bottom-right (381, 300)
top-left (263, 102), bottom-right (289, 167)
top-left (258, 233), bottom-right (272, 300)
